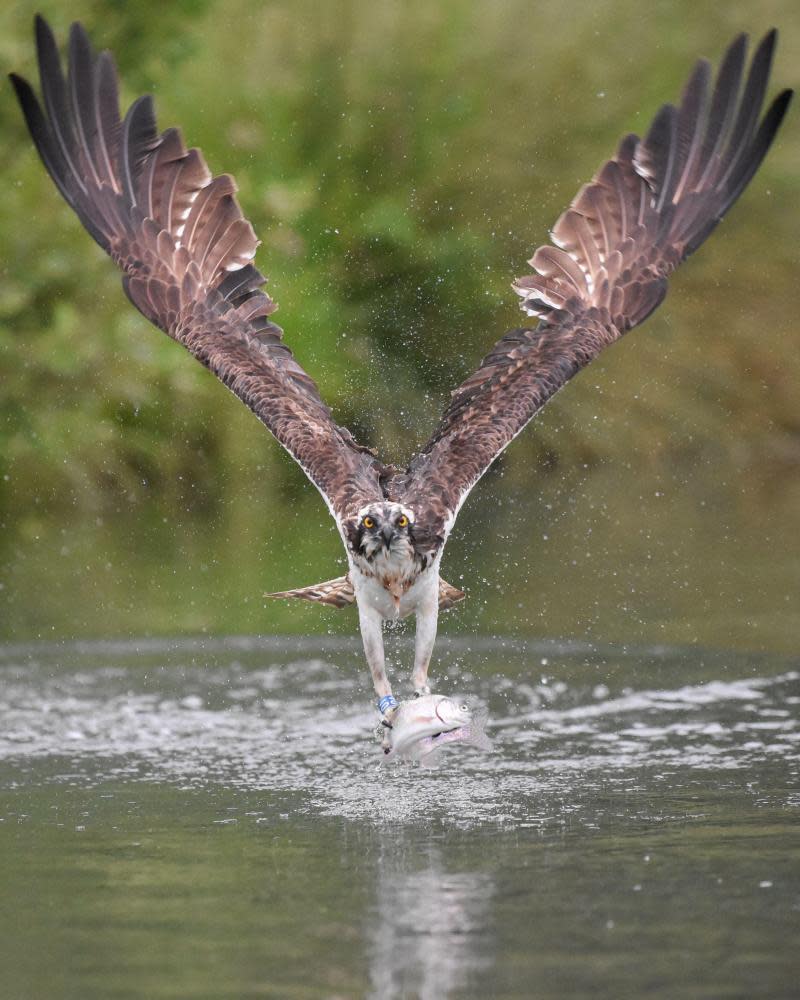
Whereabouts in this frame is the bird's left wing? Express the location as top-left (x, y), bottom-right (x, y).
top-left (10, 17), bottom-right (383, 519)
top-left (399, 32), bottom-right (791, 544)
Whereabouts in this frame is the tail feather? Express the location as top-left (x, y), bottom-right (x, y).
top-left (438, 577), bottom-right (465, 610)
top-left (265, 575), bottom-right (355, 608)
top-left (266, 574), bottom-right (464, 611)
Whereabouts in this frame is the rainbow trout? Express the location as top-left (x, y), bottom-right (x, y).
top-left (383, 694), bottom-right (492, 762)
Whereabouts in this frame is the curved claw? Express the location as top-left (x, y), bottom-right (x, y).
top-left (374, 695), bottom-right (399, 753)
top-left (374, 716), bottom-right (393, 742)
top-left (373, 716), bottom-right (395, 753)
top-left (375, 694), bottom-right (398, 745)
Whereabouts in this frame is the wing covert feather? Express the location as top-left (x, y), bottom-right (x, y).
top-left (11, 17), bottom-right (383, 517)
top-left (398, 32), bottom-right (791, 543)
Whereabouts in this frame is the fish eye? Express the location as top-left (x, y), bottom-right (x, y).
top-left (362, 516), bottom-right (375, 529)
top-left (397, 514), bottom-right (409, 528)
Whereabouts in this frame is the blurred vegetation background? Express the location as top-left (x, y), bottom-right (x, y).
top-left (1, 0), bottom-right (797, 651)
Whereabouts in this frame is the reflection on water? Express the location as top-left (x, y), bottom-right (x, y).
top-left (0, 636), bottom-right (798, 998)
top-left (369, 844), bottom-right (493, 1000)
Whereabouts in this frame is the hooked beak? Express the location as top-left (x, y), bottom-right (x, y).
top-left (381, 525), bottom-right (395, 549)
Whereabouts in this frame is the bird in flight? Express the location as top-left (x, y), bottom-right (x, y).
top-left (11, 18), bottom-right (791, 722)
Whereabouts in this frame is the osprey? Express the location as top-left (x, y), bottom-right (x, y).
top-left (11, 19), bottom-right (791, 720)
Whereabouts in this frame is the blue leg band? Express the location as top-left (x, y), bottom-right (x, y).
top-left (378, 694), bottom-right (398, 715)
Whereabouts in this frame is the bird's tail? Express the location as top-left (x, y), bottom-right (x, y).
top-left (437, 577), bottom-right (465, 610)
top-left (266, 575), bottom-right (466, 610)
top-left (265, 576), bottom-right (355, 608)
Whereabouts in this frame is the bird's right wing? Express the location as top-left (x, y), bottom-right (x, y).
top-left (10, 17), bottom-right (384, 519)
top-left (399, 32), bottom-right (791, 546)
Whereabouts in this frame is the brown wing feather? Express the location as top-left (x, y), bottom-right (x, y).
top-left (10, 17), bottom-right (383, 519)
top-left (396, 32), bottom-right (791, 545)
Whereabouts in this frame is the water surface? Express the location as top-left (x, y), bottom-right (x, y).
top-left (1, 637), bottom-right (798, 998)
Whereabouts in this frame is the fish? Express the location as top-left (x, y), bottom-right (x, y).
top-left (382, 694), bottom-right (493, 762)
top-left (409, 723), bottom-right (494, 767)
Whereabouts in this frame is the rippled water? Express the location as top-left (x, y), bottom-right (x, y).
top-left (1, 637), bottom-right (798, 998)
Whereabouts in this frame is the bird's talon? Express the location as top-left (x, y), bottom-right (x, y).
top-left (374, 711), bottom-right (396, 743)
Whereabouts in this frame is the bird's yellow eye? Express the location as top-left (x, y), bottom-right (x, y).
top-left (363, 516), bottom-right (374, 529)
top-left (397, 515), bottom-right (409, 528)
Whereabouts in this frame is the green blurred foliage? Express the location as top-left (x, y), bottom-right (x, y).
top-left (1, 0), bottom-right (797, 648)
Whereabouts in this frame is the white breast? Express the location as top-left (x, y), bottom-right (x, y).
top-left (349, 552), bottom-right (438, 621)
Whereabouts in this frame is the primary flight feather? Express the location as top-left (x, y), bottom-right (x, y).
top-left (11, 18), bottom-right (791, 718)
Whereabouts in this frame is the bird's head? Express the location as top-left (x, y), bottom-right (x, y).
top-left (347, 502), bottom-right (415, 560)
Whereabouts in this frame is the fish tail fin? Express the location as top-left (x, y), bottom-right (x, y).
top-left (438, 577), bottom-right (465, 610)
top-left (264, 575), bottom-right (355, 609)
top-left (463, 712), bottom-right (493, 752)
top-left (463, 726), bottom-right (493, 752)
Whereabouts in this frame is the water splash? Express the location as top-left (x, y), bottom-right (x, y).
top-left (1, 637), bottom-right (798, 829)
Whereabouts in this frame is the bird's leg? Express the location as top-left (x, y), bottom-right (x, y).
top-left (357, 603), bottom-right (397, 721)
top-left (411, 597), bottom-right (438, 695)
top-left (358, 604), bottom-right (397, 752)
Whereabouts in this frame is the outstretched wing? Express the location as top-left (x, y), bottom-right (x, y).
top-left (10, 16), bottom-right (384, 519)
top-left (399, 32), bottom-right (791, 545)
